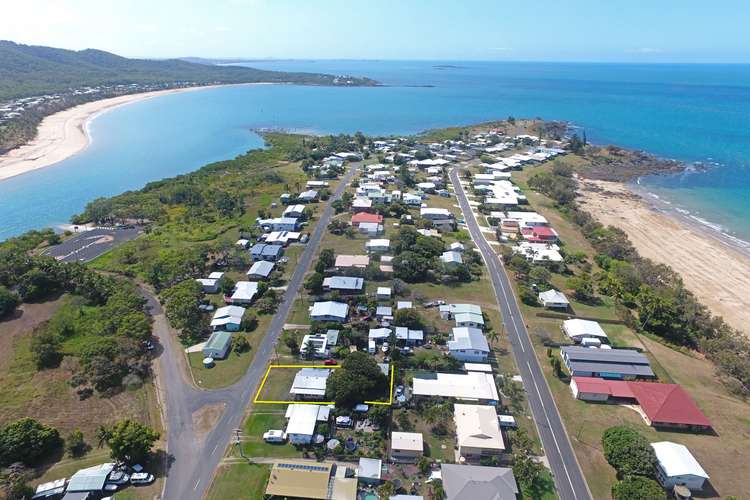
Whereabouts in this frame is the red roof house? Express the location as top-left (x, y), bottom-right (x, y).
top-left (570, 377), bottom-right (712, 431)
top-left (351, 212), bottom-right (384, 225)
top-left (627, 382), bottom-right (712, 430)
top-left (522, 225), bottom-right (559, 243)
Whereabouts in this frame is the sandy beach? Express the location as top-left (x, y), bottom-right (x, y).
top-left (578, 178), bottom-right (750, 336)
top-left (0, 85), bottom-right (226, 182)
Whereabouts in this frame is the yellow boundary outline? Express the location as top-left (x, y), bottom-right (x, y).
top-left (253, 363), bottom-right (394, 406)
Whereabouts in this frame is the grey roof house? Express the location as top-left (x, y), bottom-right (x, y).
top-left (441, 464), bottom-right (518, 500)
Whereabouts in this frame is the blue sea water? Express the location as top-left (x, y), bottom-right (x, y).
top-left (1, 60), bottom-right (749, 243)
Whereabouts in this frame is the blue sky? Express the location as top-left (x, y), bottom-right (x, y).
top-left (2, 0), bottom-right (749, 62)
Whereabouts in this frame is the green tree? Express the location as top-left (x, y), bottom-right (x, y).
top-left (512, 452), bottom-right (543, 489)
top-left (0, 285), bottom-right (19, 318)
top-left (30, 329), bottom-right (62, 369)
top-left (377, 481), bottom-right (396, 499)
top-left (161, 279), bottom-right (207, 344)
top-left (393, 308), bottom-right (424, 329)
top-left (232, 335), bottom-right (250, 355)
top-left (567, 273), bottom-right (595, 302)
top-left (601, 426), bottom-right (656, 478)
top-left (304, 272), bottom-right (325, 294)
top-left (65, 429), bottom-right (89, 458)
top-left (0, 418), bottom-right (61, 466)
top-left (528, 266), bottom-right (552, 288)
top-left (611, 476), bottom-right (666, 500)
top-left (325, 352), bottom-right (387, 407)
top-left (417, 456), bottom-right (432, 475)
top-left (103, 419), bottom-right (159, 464)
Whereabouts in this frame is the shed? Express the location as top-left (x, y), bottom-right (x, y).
top-left (357, 458), bottom-right (382, 484)
top-left (202, 331), bottom-right (233, 359)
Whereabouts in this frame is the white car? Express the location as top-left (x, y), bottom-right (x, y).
top-left (130, 472), bottom-right (155, 485)
top-left (263, 430), bottom-right (286, 443)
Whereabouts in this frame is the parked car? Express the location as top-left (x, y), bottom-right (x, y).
top-left (323, 358), bottom-right (337, 366)
top-left (130, 473), bottom-right (155, 485)
top-left (106, 471), bottom-right (130, 485)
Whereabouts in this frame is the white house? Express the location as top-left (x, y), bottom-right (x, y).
top-left (285, 404), bottom-right (330, 444)
top-left (403, 193), bottom-right (422, 206)
top-left (258, 217), bottom-right (299, 232)
top-left (455, 312), bottom-right (484, 329)
top-left (365, 239), bottom-right (390, 253)
top-left (651, 441), bottom-right (709, 491)
top-left (210, 305), bottom-right (246, 332)
top-left (441, 250), bottom-right (463, 268)
top-left (310, 301), bottom-right (349, 323)
top-left (230, 281), bottom-right (259, 305)
top-left (358, 222), bottom-right (384, 236)
top-left (412, 372), bottom-right (499, 402)
top-left (247, 261), bottom-right (275, 280)
top-left (562, 319), bottom-right (609, 344)
top-left (196, 271), bottom-right (225, 293)
top-left (391, 432), bottom-right (424, 463)
top-left (283, 204), bottom-right (306, 218)
top-left (377, 287), bottom-right (392, 300)
top-left (454, 404), bottom-right (505, 460)
top-left (290, 368), bottom-right (331, 399)
top-left (448, 327), bottom-right (490, 362)
top-left (538, 289), bottom-right (570, 309)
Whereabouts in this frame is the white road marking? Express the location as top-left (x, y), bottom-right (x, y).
top-left (193, 479), bottom-right (201, 490)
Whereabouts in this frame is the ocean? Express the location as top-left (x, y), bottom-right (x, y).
top-left (1, 60), bottom-right (749, 244)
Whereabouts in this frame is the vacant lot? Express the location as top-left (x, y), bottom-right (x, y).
top-left (206, 462), bottom-right (270, 500)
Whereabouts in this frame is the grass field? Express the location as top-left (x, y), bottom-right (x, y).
top-left (206, 462), bottom-right (270, 500)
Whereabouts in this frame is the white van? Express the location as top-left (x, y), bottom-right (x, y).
top-left (368, 339), bottom-right (376, 354)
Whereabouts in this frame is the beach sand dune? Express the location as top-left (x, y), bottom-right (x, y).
top-left (0, 86), bottom-right (225, 182)
top-left (578, 178), bottom-right (750, 336)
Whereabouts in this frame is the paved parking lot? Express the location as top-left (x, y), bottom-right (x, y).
top-left (45, 226), bottom-right (142, 263)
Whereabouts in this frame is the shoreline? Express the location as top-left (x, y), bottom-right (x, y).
top-left (0, 83), bottom-right (275, 182)
top-left (577, 177), bottom-right (750, 336)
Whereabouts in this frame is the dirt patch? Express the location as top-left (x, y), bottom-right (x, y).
top-left (192, 403), bottom-right (227, 440)
top-left (0, 297), bottom-right (65, 371)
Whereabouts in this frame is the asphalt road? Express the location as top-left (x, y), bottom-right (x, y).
top-left (155, 164), bottom-right (359, 500)
top-left (449, 167), bottom-right (592, 500)
top-left (46, 226), bottom-right (141, 263)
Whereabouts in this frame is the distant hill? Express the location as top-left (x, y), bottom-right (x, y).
top-left (0, 40), bottom-right (378, 100)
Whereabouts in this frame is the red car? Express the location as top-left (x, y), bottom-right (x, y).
top-left (323, 359), bottom-right (337, 366)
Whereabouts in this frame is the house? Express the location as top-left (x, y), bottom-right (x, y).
top-left (397, 301), bottom-right (413, 310)
top-left (365, 239), bottom-right (390, 253)
top-left (391, 432), bottom-right (423, 462)
top-left (376, 287), bottom-right (391, 300)
top-left (283, 204), bottom-right (306, 218)
top-left (651, 441), bottom-right (709, 491)
top-left (250, 243), bottom-right (283, 262)
top-left (562, 319), bottom-right (609, 344)
top-left (230, 281), bottom-right (259, 305)
top-left (65, 463), bottom-right (116, 494)
top-left (298, 190), bottom-right (319, 203)
top-left (454, 312), bottom-right (484, 329)
top-left (522, 225), bottom-right (559, 243)
top-left (351, 212), bottom-right (384, 225)
top-left (570, 377), bottom-right (713, 431)
top-left (335, 254), bottom-right (370, 269)
top-left (258, 217), bottom-right (299, 232)
top-left (561, 346), bottom-right (655, 379)
top-left (448, 327), bottom-right (490, 362)
top-left (454, 404), bottom-right (505, 460)
top-left (369, 327), bottom-right (392, 343)
top-left (441, 250), bottom-right (463, 268)
top-left (265, 460), bottom-right (356, 500)
top-left (322, 276), bottom-right (365, 294)
top-left (202, 331), bottom-right (233, 359)
top-left (264, 230), bottom-right (301, 246)
top-left (306, 180), bottom-right (330, 188)
top-left (512, 242), bottom-right (563, 263)
top-left (196, 271), bottom-right (225, 293)
top-left (358, 222), bottom-right (384, 235)
top-left (300, 331), bottom-right (339, 358)
top-left (441, 464), bottom-right (518, 500)
top-left (412, 372), bottom-right (499, 403)
top-left (352, 197), bottom-right (373, 212)
top-left (449, 242), bottom-right (465, 252)
top-left (285, 404), bottom-right (331, 445)
top-left (246, 260), bottom-right (275, 280)
top-left (376, 306), bottom-right (393, 320)
top-left (420, 207), bottom-right (455, 230)
top-left (290, 368), bottom-right (331, 399)
top-left (394, 327), bottom-right (424, 345)
top-left (439, 303), bottom-right (482, 320)
top-left (310, 301), bottom-right (349, 322)
top-left (210, 305), bottom-right (246, 332)
top-left (538, 289), bottom-right (569, 309)
top-left (357, 458), bottom-right (382, 485)
top-left (403, 193), bottom-right (422, 206)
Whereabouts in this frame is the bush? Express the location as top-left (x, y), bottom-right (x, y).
top-left (0, 285), bottom-right (19, 318)
top-left (30, 330), bottom-right (62, 369)
top-left (518, 286), bottom-right (538, 306)
top-left (232, 335), bottom-right (251, 355)
top-left (0, 418), bottom-right (62, 466)
top-left (611, 476), bottom-right (666, 500)
top-left (601, 426), bottom-right (656, 478)
top-left (65, 429), bottom-right (89, 458)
